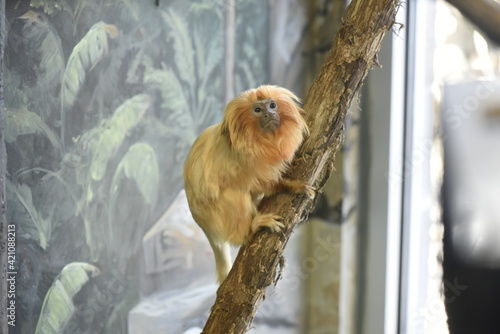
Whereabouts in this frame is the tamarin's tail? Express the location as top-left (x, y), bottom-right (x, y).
top-left (209, 240), bottom-right (232, 284)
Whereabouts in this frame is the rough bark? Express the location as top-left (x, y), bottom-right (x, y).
top-left (445, 0), bottom-right (500, 45)
top-left (202, 0), bottom-right (401, 332)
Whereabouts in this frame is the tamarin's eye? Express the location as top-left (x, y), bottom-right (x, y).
top-left (254, 107), bottom-right (262, 113)
top-left (270, 102), bottom-right (277, 109)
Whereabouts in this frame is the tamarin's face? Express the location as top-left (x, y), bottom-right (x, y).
top-left (221, 85), bottom-right (308, 152)
top-left (252, 98), bottom-right (280, 132)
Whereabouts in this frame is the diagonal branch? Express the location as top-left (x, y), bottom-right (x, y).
top-left (202, 0), bottom-right (402, 332)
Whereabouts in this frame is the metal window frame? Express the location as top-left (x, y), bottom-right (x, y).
top-left (339, 1), bottom-right (439, 333)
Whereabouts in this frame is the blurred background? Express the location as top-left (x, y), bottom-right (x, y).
top-left (1, 0), bottom-right (500, 333)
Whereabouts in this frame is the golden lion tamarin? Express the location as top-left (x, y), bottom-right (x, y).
top-left (183, 85), bottom-right (311, 283)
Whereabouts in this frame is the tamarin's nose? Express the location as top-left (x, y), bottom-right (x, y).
top-left (264, 110), bottom-right (279, 119)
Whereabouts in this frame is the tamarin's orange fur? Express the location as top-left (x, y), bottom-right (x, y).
top-left (184, 85), bottom-right (311, 283)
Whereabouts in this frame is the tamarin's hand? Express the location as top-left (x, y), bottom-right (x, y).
top-left (183, 85), bottom-right (311, 283)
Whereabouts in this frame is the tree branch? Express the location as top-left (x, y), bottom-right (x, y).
top-left (202, 0), bottom-right (401, 332)
top-left (445, 0), bottom-right (500, 45)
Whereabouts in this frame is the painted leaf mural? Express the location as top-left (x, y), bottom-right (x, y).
top-left (4, 108), bottom-right (60, 148)
top-left (110, 142), bottom-right (160, 207)
top-left (6, 180), bottom-right (52, 249)
top-left (4, 0), bottom-right (270, 332)
top-left (89, 94), bottom-right (151, 181)
top-left (35, 263), bottom-right (100, 334)
top-left (61, 22), bottom-right (119, 110)
top-left (18, 10), bottom-right (65, 92)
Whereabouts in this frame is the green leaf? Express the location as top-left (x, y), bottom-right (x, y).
top-left (4, 108), bottom-right (61, 148)
top-left (144, 67), bottom-right (187, 112)
top-left (69, 94), bottom-right (150, 261)
top-left (89, 94), bottom-right (151, 181)
top-left (107, 143), bottom-right (160, 255)
top-left (193, 22), bottom-right (222, 90)
top-left (19, 10), bottom-right (65, 92)
top-left (161, 9), bottom-right (195, 85)
top-left (188, 2), bottom-right (223, 20)
top-left (35, 262), bottom-right (100, 334)
top-left (111, 143), bottom-right (160, 206)
top-left (6, 180), bottom-right (51, 249)
top-left (61, 22), bottom-right (119, 110)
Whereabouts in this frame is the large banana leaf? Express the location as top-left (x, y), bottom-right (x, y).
top-left (110, 143), bottom-right (159, 207)
top-left (35, 262), bottom-right (100, 334)
top-left (4, 108), bottom-right (61, 148)
top-left (18, 10), bottom-right (64, 92)
top-left (89, 94), bottom-right (151, 181)
top-left (61, 22), bottom-right (119, 110)
top-left (6, 180), bottom-right (51, 249)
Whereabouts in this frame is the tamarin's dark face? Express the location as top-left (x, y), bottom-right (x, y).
top-left (252, 98), bottom-right (281, 132)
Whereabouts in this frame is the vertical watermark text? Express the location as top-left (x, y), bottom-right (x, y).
top-left (6, 224), bottom-right (17, 327)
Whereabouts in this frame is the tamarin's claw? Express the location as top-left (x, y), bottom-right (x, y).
top-left (251, 214), bottom-right (284, 234)
top-left (281, 177), bottom-right (316, 198)
top-left (302, 184), bottom-right (316, 198)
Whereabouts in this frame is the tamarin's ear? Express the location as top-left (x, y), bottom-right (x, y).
top-left (296, 100), bottom-right (306, 116)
